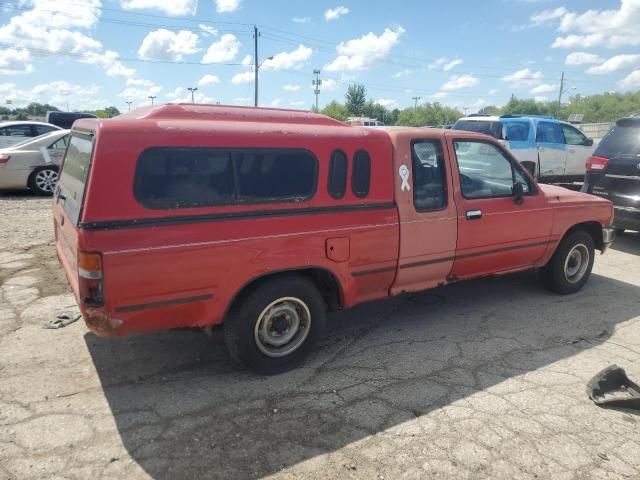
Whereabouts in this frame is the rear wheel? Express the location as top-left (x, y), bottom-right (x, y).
top-left (541, 230), bottom-right (595, 294)
top-left (28, 167), bottom-right (58, 196)
top-left (223, 275), bottom-right (326, 374)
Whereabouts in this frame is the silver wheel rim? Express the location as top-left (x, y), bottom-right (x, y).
top-left (254, 297), bottom-right (311, 358)
top-left (34, 169), bottom-right (58, 193)
top-left (564, 243), bottom-right (590, 284)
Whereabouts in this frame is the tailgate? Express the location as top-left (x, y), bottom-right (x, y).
top-left (591, 155), bottom-right (640, 208)
top-left (53, 133), bottom-right (95, 300)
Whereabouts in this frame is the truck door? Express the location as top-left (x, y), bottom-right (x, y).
top-left (561, 123), bottom-right (594, 181)
top-left (390, 135), bottom-right (457, 294)
top-left (448, 135), bottom-right (553, 279)
top-left (536, 120), bottom-right (566, 180)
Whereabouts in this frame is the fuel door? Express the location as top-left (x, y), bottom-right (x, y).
top-left (326, 237), bottom-right (350, 263)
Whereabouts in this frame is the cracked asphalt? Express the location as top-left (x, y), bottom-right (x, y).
top-left (1, 192), bottom-right (640, 480)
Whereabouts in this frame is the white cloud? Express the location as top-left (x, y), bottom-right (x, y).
top-left (530, 83), bottom-right (556, 94)
top-left (539, 1), bottom-right (640, 49)
top-left (393, 69), bottom-right (411, 78)
top-left (198, 74), bottom-right (220, 86)
top-left (0, 48), bottom-right (33, 75)
top-left (322, 78), bottom-right (338, 91)
top-left (202, 34), bottom-right (240, 63)
top-left (292, 17), bottom-right (310, 23)
top-left (565, 52), bottom-right (604, 65)
top-left (289, 101), bottom-right (306, 107)
top-left (215, 0), bottom-right (240, 13)
top-left (231, 70), bottom-right (254, 84)
top-left (121, 0), bottom-right (197, 16)
top-left (127, 78), bottom-right (154, 87)
top-left (138, 29), bottom-right (199, 61)
top-left (441, 74), bottom-right (478, 91)
top-left (261, 45), bottom-right (312, 71)
top-left (324, 6), bottom-right (349, 21)
top-left (199, 24), bottom-right (218, 36)
top-left (270, 98), bottom-right (282, 107)
top-left (241, 54), bottom-right (253, 66)
top-left (283, 84), bottom-right (300, 91)
top-left (530, 7), bottom-right (568, 26)
top-left (325, 26), bottom-right (405, 71)
top-left (234, 97), bottom-right (251, 104)
top-left (488, 89), bottom-right (498, 95)
top-left (431, 92), bottom-right (448, 100)
top-left (0, 80), bottom-right (106, 110)
top-left (376, 98), bottom-right (397, 108)
top-left (618, 70), bottom-right (640, 90)
top-left (0, 0), bottom-right (101, 54)
top-left (118, 82), bottom-right (163, 103)
top-left (428, 57), bottom-right (447, 70)
top-left (443, 59), bottom-right (463, 71)
top-left (81, 50), bottom-right (136, 78)
top-left (501, 68), bottom-right (543, 88)
top-left (534, 96), bottom-right (548, 102)
top-left (586, 54), bottom-right (640, 75)
top-left (165, 86), bottom-right (214, 104)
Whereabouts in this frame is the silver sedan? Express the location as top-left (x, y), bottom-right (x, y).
top-left (0, 129), bottom-right (70, 195)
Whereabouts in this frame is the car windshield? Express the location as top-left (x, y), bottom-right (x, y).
top-left (595, 122), bottom-right (640, 158)
top-left (453, 120), bottom-right (503, 139)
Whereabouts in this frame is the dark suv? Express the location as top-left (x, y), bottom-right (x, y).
top-left (582, 115), bottom-right (640, 232)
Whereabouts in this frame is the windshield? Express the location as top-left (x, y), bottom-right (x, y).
top-left (453, 120), bottom-right (503, 139)
top-left (595, 123), bottom-right (640, 158)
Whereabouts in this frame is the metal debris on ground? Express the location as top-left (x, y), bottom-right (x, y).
top-left (44, 311), bottom-right (82, 329)
top-left (587, 365), bottom-right (640, 411)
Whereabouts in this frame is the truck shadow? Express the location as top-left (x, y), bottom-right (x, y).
top-left (85, 271), bottom-right (640, 479)
top-left (611, 231), bottom-right (640, 256)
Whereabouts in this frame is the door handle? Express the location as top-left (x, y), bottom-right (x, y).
top-left (466, 209), bottom-right (482, 220)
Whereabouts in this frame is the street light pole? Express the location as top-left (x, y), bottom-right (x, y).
top-left (254, 55), bottom-right (274, 108)
top-left (126, 101), bottom-right (133, 112)
top-left (148, 96), bottom-right (157, 106)
top-left (412, 96), bottom-right (421, 110)
top-left (187, 87), bottom-right (198, 103)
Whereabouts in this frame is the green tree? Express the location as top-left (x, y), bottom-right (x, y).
top-left (345, 83), bottom-right (367, 116)
top-left (321, 100), bottom-right (349, 121)
top-left (104, 106), bottom-right (121, 117)
top-left (395, 102), bottom-right (463, 127)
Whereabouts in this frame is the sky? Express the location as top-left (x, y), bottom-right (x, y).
top-left (0, 0), bottom-right (639, 113)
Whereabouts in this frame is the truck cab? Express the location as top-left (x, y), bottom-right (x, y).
top-left (53, 105), bottom-right (614, 374)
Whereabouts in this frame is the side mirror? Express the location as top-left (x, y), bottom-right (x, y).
top-left (512, 182), bottom-right (525, 205)
top-left (585, 138), bottom-right (594, 147)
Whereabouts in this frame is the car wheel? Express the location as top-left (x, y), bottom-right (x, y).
top-left (28, 167), bottom-right (58, 196)
top-left (541, 230), bottom-right (595, 294)
top-left (223, 274), bottom-right (326, 375)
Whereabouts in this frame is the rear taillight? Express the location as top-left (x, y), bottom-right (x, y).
top-left (78, 251), bottom-right (104, 307)
top-left (586, 155), bottom-right (609, 171)
top-left (0, 154), bottom-right (11, 164)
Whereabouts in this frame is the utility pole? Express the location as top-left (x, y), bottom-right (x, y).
top-left (126, 101), bottom-right (132, 112)
top-left (187, 87), bottom-right (198, 103)
top-left (464, 107), bottom-right (469, 116)
top-left (412, 96), bottom-right (421, 110)
top-left (148, 95), bottom-right (156, 105)
top-left (556, 71), bottom-right (565, 118)
top-left (312, 69), bottom-right (322, 111)
top-left (254, 25), bottom-right (259, 107)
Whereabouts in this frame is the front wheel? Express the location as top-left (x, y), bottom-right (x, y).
top-left (541, 230), bottom-right (595, 294)
top-left (223, 275), bottom-right (326, 374)
top-left (28, 167), bottom-right (58, 196)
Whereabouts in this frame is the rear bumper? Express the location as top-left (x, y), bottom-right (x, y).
top-left (613, 205), bottom-right (640, 231)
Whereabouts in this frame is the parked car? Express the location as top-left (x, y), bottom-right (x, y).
top-left (46, 111), bottom-right (97, 129)
top-left (0, 129), bottom-right (70, 195)
top-left (452, 114), bottom-right (595, 184)
top-left (0, 121), bottom-right (62, 149)
top-left (346, 117), bottom-right (385, 126)
top-left (54, 104), bottom-right (614, 374)
top-left (582, 115), bottom-right (640, 233)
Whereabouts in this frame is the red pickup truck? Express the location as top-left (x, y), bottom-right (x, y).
top-left (53, 104), bottom-right (615, 374)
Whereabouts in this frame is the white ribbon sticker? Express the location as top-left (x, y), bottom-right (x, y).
top-left (399, 164), bottom-right (411, 191)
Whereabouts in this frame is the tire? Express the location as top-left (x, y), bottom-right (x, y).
top-left (28, 167), bottom-right (58, 196)
top-left (223, 275), bottom-right (326, 375)
top-left (541, 230), bottom-right (595, 294)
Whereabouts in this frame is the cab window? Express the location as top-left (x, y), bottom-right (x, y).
top-left (454, 140), bottom-right (531, 199)
top-left (411, 140), bottom-right (447, 211)
top-left (536, 122), bottom-right (564, 144)
top-left (561, 124), bottom-right (588, 146)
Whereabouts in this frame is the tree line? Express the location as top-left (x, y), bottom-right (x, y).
top-left (316, 84), bottom-right (640, 126)
top-left (0, 103), bottom-right (121, 120)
